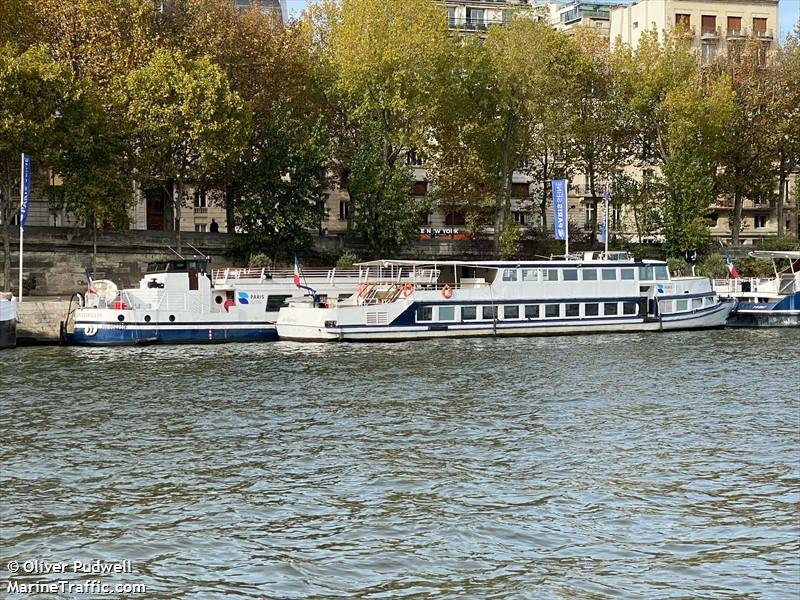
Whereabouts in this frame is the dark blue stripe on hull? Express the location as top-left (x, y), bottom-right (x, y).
top-left (69, 326), bottom-right (278, 345)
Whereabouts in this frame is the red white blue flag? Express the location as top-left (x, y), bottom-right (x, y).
top-left (293, 257), bottom-right (300, 287)
top-left (726, 256), bottom-right (739, 279)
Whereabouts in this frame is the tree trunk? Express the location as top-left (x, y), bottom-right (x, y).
top-left (1, 219), bottom-right (10, 292)
top-left (494, 115), bottom-right (515, 257)
top-left (225, 183), bottom-right (236, 233)
top-left (731, 189), bottom-right (743, 247)
top-left (175, 178), bottom-right (183, 254)
top-left (777, 173), bottom-right (785, 238)
top-left (539, 155), bottom-right (549, 231)
top-left (91, 218), bottom-right (97, 279)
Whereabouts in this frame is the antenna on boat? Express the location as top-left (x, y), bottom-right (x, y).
top-left (166, 246), bottom-right (184, 259)
top-left (185, 242), bottom-right (209, 261)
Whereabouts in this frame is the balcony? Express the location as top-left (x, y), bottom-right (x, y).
top-left (701, 26), bottom-right (720, 40)
top-left (726, 27), bottom-right (747, 39)
top-left (753, 28), bottom-right (773, 41)
top-left (194, 206), bottom-right (208, 214)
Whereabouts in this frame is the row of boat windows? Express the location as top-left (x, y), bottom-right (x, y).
top-left (661, 297), bottom-right (715, 313)
top-left (416, 302), bottom-right (640, 323)
top-left (500, 265), bottom-right (669, 283)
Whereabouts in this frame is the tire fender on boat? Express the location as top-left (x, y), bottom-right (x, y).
top-left (441, 284), bottom-right (453, 300)
top-left (402, 283), bottom-right (414, 298)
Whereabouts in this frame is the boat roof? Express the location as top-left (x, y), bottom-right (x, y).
top-left (749, 251), bottom-right (800, 260)
top-left (356, 257), bottom-right (665, 268)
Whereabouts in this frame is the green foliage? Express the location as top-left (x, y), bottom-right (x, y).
top-left (499, 224), bottom-right (521, 260)
top-left (657, 155), bottom-right (713, 257)
top-left (248, 253), bottom-right (270, 268)
top-left (22, 272), bottom-right (37, 293)
top-left (756, 236), bottom-right (800, 251)
top-left (228, 104), bottom-right (329, 263)
top-left (738, 257), bottom-right (774, 278)
top-left (335, 250), bottom-right (359, 269)
top-left (667, 257), bottom-right (686, 276)
top-left (696, 254), bottom-right (727, 279)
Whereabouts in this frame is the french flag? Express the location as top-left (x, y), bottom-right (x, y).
top-left (726, 256), bottom-right (740, 279)
top-left (293, 257), bottom-right (300, 287)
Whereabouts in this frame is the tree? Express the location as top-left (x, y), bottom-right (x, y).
top-left (0, 43), bottom-right (71, 291)
top-left (116, 48), bottom-right (250, 253)
top-left (227, 104), bottom-right (329, 263)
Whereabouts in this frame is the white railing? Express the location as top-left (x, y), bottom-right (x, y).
top-left (213, 267), bottom-right (362, 283)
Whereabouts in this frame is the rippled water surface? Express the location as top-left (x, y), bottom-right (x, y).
top-left (1, 329), bottom-right (799, 598)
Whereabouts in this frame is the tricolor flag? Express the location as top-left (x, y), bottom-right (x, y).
top-left (726, 256), bottom-right (739, 279)
top-left (85, 267), bottom-right (97, 294)
top-left (293, 257), bottom-right (300, 287)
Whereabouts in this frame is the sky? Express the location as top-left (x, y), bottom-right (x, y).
top-left (285, 0), bottom-right (800, 40)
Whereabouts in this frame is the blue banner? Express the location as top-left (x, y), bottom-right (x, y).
top-left (600, 189), bottom-right (609, 244)
top-left (551, 179), bottom-right (568, 241)
top-left (19, 154), bottom-right (31, 228)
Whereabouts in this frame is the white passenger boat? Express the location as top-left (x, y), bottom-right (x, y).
top-left (276, 254), bottom-right (734, 342)
top-left (713, 251), bottom-right (800, 327)
top-left (0, 293), bottom-right (17, 349)
top-left (61, 258), bottom-right (362, 345)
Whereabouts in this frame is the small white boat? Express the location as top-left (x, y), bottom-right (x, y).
top-left (713, 251), bottom-right (800, 327)
top-left (276, 253), bottom-right (734, 342)
top-left (61, 258), bottom-right (362, 345)
top-left (0, 293), bottom-right (17, 349)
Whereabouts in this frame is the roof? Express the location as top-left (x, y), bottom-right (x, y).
top-left (749, 251), bottom-right (800, 260)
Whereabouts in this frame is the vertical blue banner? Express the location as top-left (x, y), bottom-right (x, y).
top-left (551, 179), bottom-right (567, 241)
top-left (19, 154), bottom-right (31, 227)
top-left (600, 189), bottom-right (609, 244)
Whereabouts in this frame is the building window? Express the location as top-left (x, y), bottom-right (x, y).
top-left (585, 303), bottom-right (599, 317)
top-left (727, 16), bottom-right (742, 35)
top-left (339, 200), bottom-right (349, 220)
top-left (675, 13), bottom-right (690, 28)
top-left (447, 6), bottom-right (456, 27)
top-left (462, 306), bottom-right (477, 321)
top-left (511, 182), bottom-right (529, 199)
top-left (754, 214), bottom-right (767, 229)
top-left (406, 149), bottom-right (424, 166)
top-left (584, 202), bottom-right (595, 230)
top-left (412, 181), bottom-right (428, 196)
top-left (195, 224), bottom-right (207, 232)
top-left (702, 43), bottom-right (716, 63)
top-left (512, 211), bottom-right (529, 225)
top-left (707, 212), bottom-right (719, 227)
top-left (418, 211), bottom-right (430, 226)
top-left (502, 305), bottom-right (519, 320)
top-left (701, 15), bottom-right (716, 35)
top-left (633, 21), bottom-right (638, 29)
top-left (466, 7), bottom-right (485, 29)
top-left (193, 189), bottom-right (207, 208)
top-left (416, 306), bottom-right (433, 322)
top-left (445, 212), bottom-right (466, 226)
top-left (752, 17), bottom-right (767, 35)
top-left (525, 304), bottom-right (540, 319)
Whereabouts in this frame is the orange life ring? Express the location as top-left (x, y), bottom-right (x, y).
top-left (441, 284), bottom-right (453, 299)
top-left (402, 282), bottom-right (415, 297)
top-left (357, 283), bottom-right (368, 298)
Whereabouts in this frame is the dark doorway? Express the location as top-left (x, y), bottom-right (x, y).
top-left (146, 195), bottom-right (165, 230)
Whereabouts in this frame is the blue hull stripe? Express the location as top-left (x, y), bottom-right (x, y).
top-left (69, 326), bottom-right (278, 345)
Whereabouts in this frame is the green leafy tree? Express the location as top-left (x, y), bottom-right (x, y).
top-left (0, 43), bottom-right (71, 291)
top-left (116, 48), bottom-right (250, 253)
top-left (227, 105), bottom-right (329, 263)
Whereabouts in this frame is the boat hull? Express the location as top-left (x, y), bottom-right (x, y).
top-left (0, 317), bottom-right (15, 349)
top-left (725, 292), bottom-right (800, 327)
top-left (67, 322), bottom-right (278, 345)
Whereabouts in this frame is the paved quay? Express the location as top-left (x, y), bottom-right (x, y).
top-left (15, 297), bottom-right (72, 345)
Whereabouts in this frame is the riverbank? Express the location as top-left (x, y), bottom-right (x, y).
top-left (15, 298), bottom-right (72, 345)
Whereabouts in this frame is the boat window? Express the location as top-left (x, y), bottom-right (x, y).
top-left (438, 306), bottom-right (456, 321)
top-left (521, 269), bottom-right (539, 282)
top-left (502, 305), bottom-right (519, 320)
top-left (565, 303), bottom-right (580, 317)
top-left (502, 269), bottom-right (518, 282)
top-left (676, 299), bottom-right (688, 311)
top-left (602, 269), bottom-right (617, 281)
top-left (171, 261), bottom-right (187, 271)
top-left (563, 269), bottom-right (578, 281)
top-left (266, 295), bottom-right (292, 311)
top-left (659, 300), bottom-right (672, 314)
top-left (416, 306), bottom-right (433, 322)
top-left (692, 298), bottom-right (702, 309)
top-left (545, 304), bottom-right (560, 318)
top-left (582, 269), bottom-right (597, 281)
top-left (623, 302), bottom-right (638, 315)
top-left (638, 266), bottom-right (654, 281)
top-left (543, 269), bottom-right (559, 281)
top-left (146, 261), bottom-right (169, 272)
top-left (585, 303), bottom-right (599, 316)
top-left (620, 268), bottom-right (635, 280)
top-left (462, 306), bottom-right (477, 320)
top-left (654, 266), bottom-right (669, 280)
top-left (604, 302), bottom-right (618, 316)
top-left (525, 304), bottom-right (540, 319)
top-left (482, 306), bottom-right (498, 320)
top-left (704, 296), bottom-right (714, 307)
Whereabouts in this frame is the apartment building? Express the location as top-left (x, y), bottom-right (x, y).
top-left (610, 0), bottom-right (778, 62)
top-left (532, 1), bottom-right (614, 36)
top-left (445, 0), bottom-right (532, 32)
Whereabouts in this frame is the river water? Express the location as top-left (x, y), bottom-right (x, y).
top-left (1, 329), bottom-right (798, 598)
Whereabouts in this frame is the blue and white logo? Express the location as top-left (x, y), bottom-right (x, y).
top-left (237, 291), bottom-right (250, 305)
